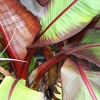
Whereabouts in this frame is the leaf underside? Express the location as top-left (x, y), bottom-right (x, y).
top-left (61, 59), bottom-right (100, 100)
top-left (31, 0), bottom-right (100, 47)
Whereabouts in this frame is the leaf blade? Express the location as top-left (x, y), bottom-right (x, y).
top-left (31, 0), bottom-right (100, 47)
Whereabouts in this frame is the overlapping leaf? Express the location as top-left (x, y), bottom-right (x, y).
top-left (31, 0), bottom-right (100, 47)
top-left (0, 76), bottom-right (45, 100)
top-left (61, 59), bottom-right (100, 100)
top-left (72, 19), bottom-right (100, 67)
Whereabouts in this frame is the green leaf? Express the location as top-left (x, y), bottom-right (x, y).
top-left (61, 59), bottom-right (100, 100)
top-left (54, 93), bottom-right (62, 100)
top-left (31, 0), bottom-right (100, 47)
top-left (28, 57), bottom-right (37, 75)
top-left (0, 76), bottom-right (45, 100)
top-left (53, 84), bottom-right (62, 100)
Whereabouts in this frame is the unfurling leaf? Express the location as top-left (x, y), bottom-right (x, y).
top-left (61, 59), bottom-right (100, 100)
top-left (30, 0), bottom-right (100, 47)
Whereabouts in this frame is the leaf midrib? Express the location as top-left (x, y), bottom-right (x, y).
top-left (35, 0), bottom-right (78, 42)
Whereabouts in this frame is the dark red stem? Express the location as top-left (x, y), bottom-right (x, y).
top-left (0, 25), bottom-right (21, 78)
top-left (41, 46), bottom-right (52, 60)
top-left (73, 59), bottom-right (97, 100)
top-left (35, 53), bottom-right (67, 80)
top-left (20, 48), bottom-right (36, 80)
top-left (58, 41), bottom-right (64, 51)
top-left (35, 43), bottom-right (100, 80)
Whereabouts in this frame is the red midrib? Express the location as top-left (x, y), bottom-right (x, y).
top-left (35, 0), bottom-right (78, 42)
top-left (7, 79), bottom-right (19, 100)
top-left (74, 59), bottom-right (97, 100)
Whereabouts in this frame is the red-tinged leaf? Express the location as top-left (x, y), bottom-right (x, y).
top-left (71, 21), bottom-right (100, 67)
top-left (61, 58), bottom-right (100, 100)
top-left (74, 58), bottom-right (92, 71)
top-left (69, 18), bottom-right (99, 43)
top-left (36, 0), bottom-right (50, 7)
top-left (29, 0), bottom-right (100, 47)
top-left (0, 0), bottom-right (41, 61)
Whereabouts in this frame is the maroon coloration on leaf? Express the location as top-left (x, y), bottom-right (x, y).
top-left (72, 49), bottom-right (100, 67)
top-left (36, 0), bottom-right (50, 7)
top-left (69, 18), bottom-right (99, 43)
top-left (0, 0), bottom-right (41, 78)
top-left (0, 0), bottom-right (41, 61)
top-left (75, 59), bottom-right (92, 71)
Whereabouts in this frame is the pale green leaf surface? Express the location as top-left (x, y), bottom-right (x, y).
top-left (55, 85), bottom-right (62, 94)
top-left (54, 93), bottom-right (62, 100)
top-left (28, 57), bottom-right (37, 75)
top-left (0, 76), bottom-right (45, 100)
top-left (54, 84), bottom-right (62, 100)
top-left (32, 0), bottom-right (100, 47)
top-left (61, 59), bottom-right (100, 100)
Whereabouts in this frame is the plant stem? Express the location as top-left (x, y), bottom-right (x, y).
top-left (0, 25), bottom-right (21, 78)
top-left (20, 48), bottom-right (36, 80)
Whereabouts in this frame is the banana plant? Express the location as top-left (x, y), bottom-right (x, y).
top-left (0, 0), bottom-right (100, 100)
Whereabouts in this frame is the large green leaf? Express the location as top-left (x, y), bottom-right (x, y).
top-left (31, 0), bottom-right (100, 47)
top-left (0, 76), bottom-right (45, 100)
top-left (61, 59), bottom-right (100, 100)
